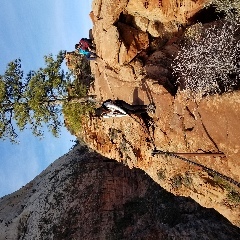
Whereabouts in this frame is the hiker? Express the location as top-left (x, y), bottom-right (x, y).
top-left (79, 38), bottom-right (95, 51)
top-left (95, 99), bottom-right (155, 118)
top-left (75, 44), bottom-right (97, 61)
top-left (95, 100), bottom-right (127, 118)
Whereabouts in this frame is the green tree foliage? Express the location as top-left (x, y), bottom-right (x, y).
top-left (0, 51), bottom-right (82, 142)
top-left (0, 49), bottom-right (96, 142)
top-left (24, 51), bottom-right (70, 138)
top-left (0, 59), bottom-right (25, 141)
top-left (63, 101), bottom-right (95, 136)
top-left (62, 52), bottom-right (96, 136)
top-left (66, 52), bottom-right (93, 88)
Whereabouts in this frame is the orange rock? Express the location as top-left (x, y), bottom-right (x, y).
top-left (76, 0), bottom-right (240, 227)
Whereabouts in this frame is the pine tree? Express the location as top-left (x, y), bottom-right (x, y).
top-left (0, 51), bottom-right (87, 142)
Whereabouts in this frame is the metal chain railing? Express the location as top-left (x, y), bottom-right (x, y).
top-left (152, 149), bottom-right (240, 188)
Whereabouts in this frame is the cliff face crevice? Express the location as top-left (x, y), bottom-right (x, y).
top-left (0, 144), bottom-right (239, 239)
top-left (78, 0), bottom-right (240, 227)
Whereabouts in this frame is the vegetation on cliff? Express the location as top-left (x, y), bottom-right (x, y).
top-left (172, 18), bottom-right (240, 98)
top-left (62, 53), bottom-right (96, 135)
top-left (0, 51), bottom-right (94, 142)
top-left (172, 0), bottom-right (240, 98)
top-left (207, 0), bottom-right (240, 15)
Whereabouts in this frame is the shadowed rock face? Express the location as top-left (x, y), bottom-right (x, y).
top-left (0, 144), bottom-right (239, 239)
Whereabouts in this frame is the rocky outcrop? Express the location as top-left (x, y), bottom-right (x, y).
top-left (77, 0), bottom-right (240, 227)
top-left (0, 144), bottom-right (239, 239)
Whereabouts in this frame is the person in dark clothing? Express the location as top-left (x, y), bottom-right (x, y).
top-left (95, 99), bottom-right (155, 118)
top-left (94, 99), bottom-right (156, 144)
top-left (112, 100), bottom-right (149, 114)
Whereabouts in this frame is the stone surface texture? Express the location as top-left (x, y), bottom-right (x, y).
top-left (0, 144), bottom-right (239, 239)
top-left (76, 0), bottom-right (240, 227)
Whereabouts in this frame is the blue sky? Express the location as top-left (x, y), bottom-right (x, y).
top-left (0, 0), bottom-right (93, 197)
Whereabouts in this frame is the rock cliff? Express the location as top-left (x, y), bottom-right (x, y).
top-left (0, 144), bottom-right (240, 239)
top-left (78, 0), bottom-right (240, 227)
top-left (1, 1), bottom-right (240, 239)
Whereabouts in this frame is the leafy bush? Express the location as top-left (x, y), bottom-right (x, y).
top-left (63, 80), bottom-right (95, 135)
top-left (172, 175), bottom-right (182, 189)
top-left (157, 168), bottom-right (166, 180)
top-left (227, 190), bottom-right (240, 203)
top-left (172, 18), bottom-right (240, 98)
top-left (66, 52), bottom-right (93, 88)
top-left (63, 101), bottom-right (95, 135)
top-left (63, 53), bottom-right (96, 135)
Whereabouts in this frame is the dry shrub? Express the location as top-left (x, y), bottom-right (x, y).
top-left (172, 18), bottom-right (240, 98)
top-left (206, 0), bottom-right (240, 16)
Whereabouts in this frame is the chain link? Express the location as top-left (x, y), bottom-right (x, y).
top-left (152, 149), bottom-right (240, 188)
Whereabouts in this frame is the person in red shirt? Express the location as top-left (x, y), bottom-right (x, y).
top-left (79, 38), bottom-right (95, 51)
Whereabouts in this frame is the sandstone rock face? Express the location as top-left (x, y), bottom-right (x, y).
top-left (118, 22), bottom-right (149, 64)
top-left (126, 0), bottom-right (205, 23)
top-left (79, 0), bottom-right (240, 227)
top-left (0, 144), bottom-right (239, 239)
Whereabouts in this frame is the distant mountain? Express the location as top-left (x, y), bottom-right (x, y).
top-left (0, 144), bottom-right (239, 239)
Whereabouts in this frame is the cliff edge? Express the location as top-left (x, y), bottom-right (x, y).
top-left (0, 144), bottom-right (239, 239)
top-left (78, 0), bottom-right (240, 226)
